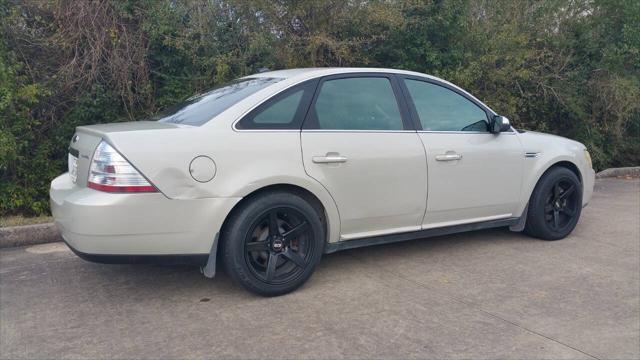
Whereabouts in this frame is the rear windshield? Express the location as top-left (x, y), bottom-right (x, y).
top-left (155, 77), bottom-right (282, 126)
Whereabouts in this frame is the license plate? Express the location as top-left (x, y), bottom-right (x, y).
top-left (68, 153), bottom-right (78, 183)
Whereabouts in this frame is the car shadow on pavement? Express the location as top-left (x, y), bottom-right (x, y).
top-left (64, 226), bottom-right (527, 299)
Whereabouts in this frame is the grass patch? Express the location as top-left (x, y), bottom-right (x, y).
top-left (0, 215), bottom-right (53, 228)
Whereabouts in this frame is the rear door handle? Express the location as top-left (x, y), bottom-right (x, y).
top-left (312, 153), bottom-right (348, 164)
top-left (435, 153), bottom-right (462, 161)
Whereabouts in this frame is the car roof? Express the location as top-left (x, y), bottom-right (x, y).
top-left (247, 67), bottom-right (439, 81)
top-left (244, 67), bottom-right (495, 115)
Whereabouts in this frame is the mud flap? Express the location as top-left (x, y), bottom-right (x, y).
top-left (509, 203), bottom-right (528, 232)
top-left (201, 233), bottom-right (219, 278)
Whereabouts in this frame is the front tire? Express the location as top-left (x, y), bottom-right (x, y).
top-left (221, 191), bottom-right (325, 296)
top-left (524, 166), bottom-right (583, 240)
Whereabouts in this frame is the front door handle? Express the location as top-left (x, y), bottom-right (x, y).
top-left (312, 153), bottom-right (348, 164)
top-left (435, 153), bottom-right (462, 161)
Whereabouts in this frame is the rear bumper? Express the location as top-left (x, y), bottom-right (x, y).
top-left (63, 239), bottom-right (208, 265)
top-left (50, 173), bottom-right (240, 256)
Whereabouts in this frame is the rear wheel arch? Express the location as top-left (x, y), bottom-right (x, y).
top-left (218, 184), bottom-right (328, 295)
top-left (219, 184), bottom-right (329, 246)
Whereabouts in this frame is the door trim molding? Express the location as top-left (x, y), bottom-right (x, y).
top-left (324, 217), bottom-right (520, 254)
top-left (339, 225), bottom-right (423, 241)
top-left (421, 213), bottom-right (513, 230)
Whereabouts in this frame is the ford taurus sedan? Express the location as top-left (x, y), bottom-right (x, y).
top-left (50, 68), bottom-right (595, 296)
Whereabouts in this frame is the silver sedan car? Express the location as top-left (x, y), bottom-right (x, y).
top-left (50, 68), bottom-right (595, 296)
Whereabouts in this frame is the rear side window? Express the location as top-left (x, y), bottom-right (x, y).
top-left (307, 77), bottom-right (404, 130)
top-left (156, 77), bottom-right (282, 126)
top-left (236, 80), bottom-right (317, 129)
top-left (404, 79), bottom-right (488, 132)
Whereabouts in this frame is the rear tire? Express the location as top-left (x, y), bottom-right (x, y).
top-left (524, 167), bottom-right (582, 240)
top-left (221, 191), bottom-right (325, 296)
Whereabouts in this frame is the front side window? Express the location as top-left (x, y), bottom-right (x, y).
top-left (404, 79), bottom-right (488, 132)
top-left (308, 77), bottom-right (404, 130)
top-left (156, 77), bottom-right (282, 126)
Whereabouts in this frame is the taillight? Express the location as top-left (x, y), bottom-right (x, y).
top-left (87, 141), bottom-right (157, 193)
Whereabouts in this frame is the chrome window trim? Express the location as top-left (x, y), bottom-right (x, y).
top-left (417, 130), bottom-right (516, 135)
top-left (231, 72), bottom-right (518, 134)
top-left (230, 129), bottom-right (301, 133)
top-left (302, 129), bottom-right (416, 133)
top-left (231, 129), bottom-right (417, 133)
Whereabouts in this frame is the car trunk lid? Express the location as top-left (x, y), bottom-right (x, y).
top-left (68, 121), bottom-right (183, 188)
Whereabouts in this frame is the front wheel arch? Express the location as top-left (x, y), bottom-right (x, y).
top-left (548, 161), bottom-right (582, 184)
top-left (530, 161), bottom-right (583, 203)
top-left (520, 160), bottom-right (583, 214)
top-left (523, 165), bottom-right (583, 240)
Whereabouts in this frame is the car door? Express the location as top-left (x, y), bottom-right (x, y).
top-left (301, 74), bottom-right (427, 240)
top-left (400, 76), bottom-right (523, 228)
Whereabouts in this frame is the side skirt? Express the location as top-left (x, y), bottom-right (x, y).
top-left (324, 217), bottom-right (520, 254)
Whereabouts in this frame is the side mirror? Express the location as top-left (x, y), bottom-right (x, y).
top-left (490, 115), bottom-right (511, 134)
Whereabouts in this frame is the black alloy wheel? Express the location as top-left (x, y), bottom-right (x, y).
top-left (543, 179), bottom-right (579, 232)
top-left (244, 207), bottom-right (313, 284)
top-left (525, 166), bottom-right (583, 240)
top-left (222, 191), bottom-right (325, 296)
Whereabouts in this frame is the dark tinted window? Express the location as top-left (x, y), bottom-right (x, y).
top-left (237, 80), bottom-right (317, 129)
top-left (156, 77), bottom-right (281, 126)
top-left (253, 90), bottom-right (303, 124)
top-left (405, 79), bottom-right (488, 132)
top-left (310, 77), bottom-right (403, 130)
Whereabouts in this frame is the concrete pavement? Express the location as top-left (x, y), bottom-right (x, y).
top-left (1, 178), bottom-right (638, 359)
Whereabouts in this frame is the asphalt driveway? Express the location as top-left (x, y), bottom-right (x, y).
top-left (1, 178), bottom-right (638, 359)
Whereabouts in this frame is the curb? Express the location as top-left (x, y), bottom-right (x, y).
top-left (0, 223), bottom-right (62, 249)
top-left (596, 166), bottom-right (640, 179)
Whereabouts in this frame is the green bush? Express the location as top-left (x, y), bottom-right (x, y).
top-left (1, 0), bottom-right (638, 217)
